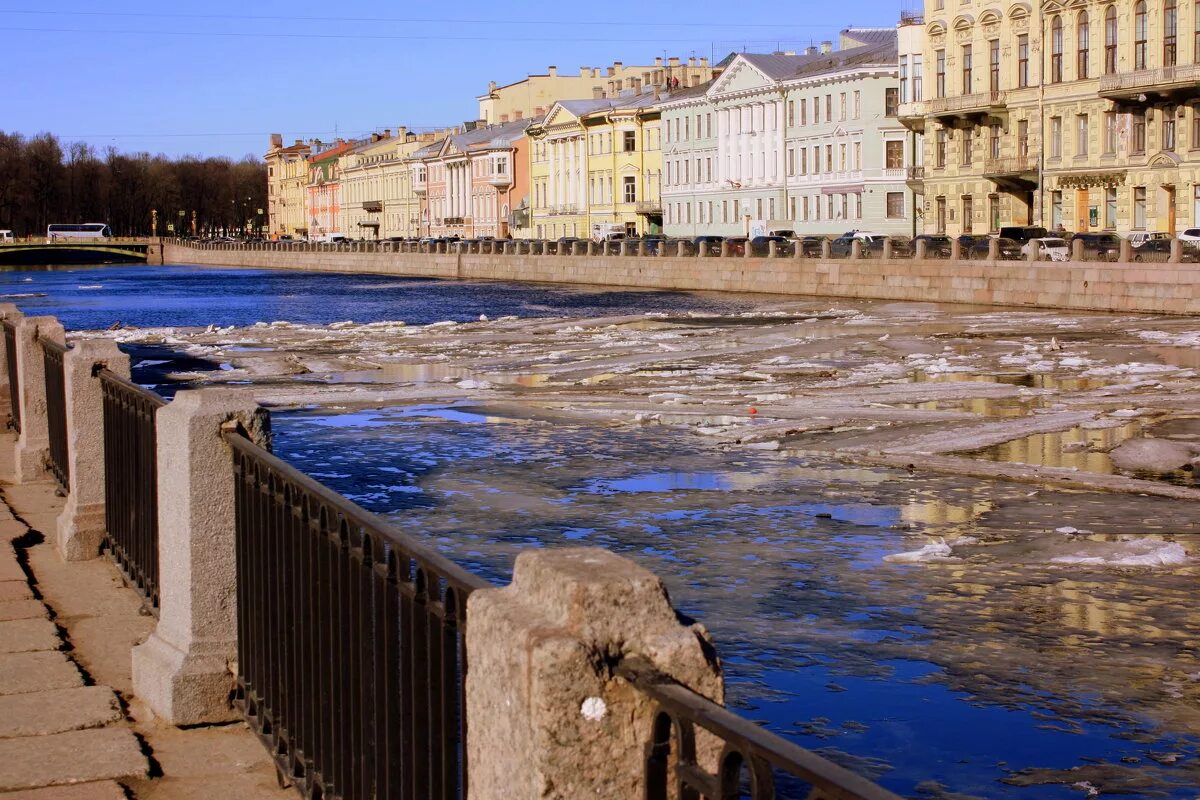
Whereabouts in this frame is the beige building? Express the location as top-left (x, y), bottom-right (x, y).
top-left (478, 58), bottom-right (715, 125)
top-left (905, 0), bottom-right (1200, 236)
top-left (265, 135), bottom-right (311, 238)
top-left (340, 128), bottom-right (445, 239)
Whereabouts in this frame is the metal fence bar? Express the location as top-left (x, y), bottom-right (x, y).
top-left (223, 428), bottom-right (487, 800)
top-left (99, 369), bottom-right (166, 611)
top-left (40, 337), bottom-right (70, 492)
top-left (617, 658), bottom-right (903, 800)
top-left (4, 320), bottom-right (20, 433)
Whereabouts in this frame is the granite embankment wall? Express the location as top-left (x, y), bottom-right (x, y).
top-left (163, 244), bottom-right (1200, 315)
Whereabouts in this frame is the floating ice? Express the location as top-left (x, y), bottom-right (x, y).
top-left (884, 539), bottom-right (955, 563)
top-left (1052, 540), bottom-right (1189, 567)
top-left (455, 379), bottom-right (493, 390)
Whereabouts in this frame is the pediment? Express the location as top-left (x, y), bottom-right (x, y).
top-left (1148, 151), bottom-right (1182, 168)
top-left (542, 103), bottom-right (585, 129)
top-left (708, 56), bottom-right (777, 97)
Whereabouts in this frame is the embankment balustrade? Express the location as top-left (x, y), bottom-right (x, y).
top-left (0, 301), bottom-right (901, 800)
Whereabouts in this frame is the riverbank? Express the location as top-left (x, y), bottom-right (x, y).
top-left (164, 242), bottom-right (1200, 316)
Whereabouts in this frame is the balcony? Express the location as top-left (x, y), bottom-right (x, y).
top-left (488, 171), bottom-right (512, 188)
top-left (1099, 64), bottom-right (1200, 101)
top-left (905, 166), bottom-right (925, 191)
top-left (635, 200), bottom-right (663, 215)
top-left (982, 155), bottom-right (1037, 190)
top-left (929, 91), bottom-right (1007, 120)
top-left (897, 101), bottom-right (927, 130)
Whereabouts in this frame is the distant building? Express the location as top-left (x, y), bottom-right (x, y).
top-left (339, 128), bottom-right (445, 239)
top-left (526, 91), bottom-right (665, 240)
top-left (408, 118), bottom-right (534, 239)
top-left (265, 135), bottom-right (311, 238)
top-left (660, 31), bottom-right (912, 238)
top-left (306, 140), bottom-right (355, 239)
top-left (478, 58), bottom-right (716, 126)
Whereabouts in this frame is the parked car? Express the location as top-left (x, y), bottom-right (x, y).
top-left (886, 236), bottom-right (914, 258)
top-left (749, 235), bottom-right (792, 256)
top-left (794, 235), bottom-right (826, 257)
top-left (1022, 237), bottom-right (1071, 261)
top-left (1131, 238), bottom-right (1200, 262)
top-left (724, 236), bottom-right (749, 256)
top-left (1179, 228), bottom-right (1200, 245)
top-left (999, 225), bottom-right (1048, 245)
top-left (640, 235), bottom-right (667, 255)
top-left (663, 238), bottom-right (693, 256)
top-left (957, 234), bottom-right (990, 256)
top-left (691, 235), bottom-right (725, 255)
top-left (1072, 232), bottom-right (1123, 262)
top-left (1127, 231), bottom-right (1171, 248)
top-left (555, 236), bottom-right (583, 254)
top-left (829, 231), bottom-right (886, 257)
top-left (910, 234), bottom-right (953, 258)
top-left (986, 237), bottom-right (1023, 260)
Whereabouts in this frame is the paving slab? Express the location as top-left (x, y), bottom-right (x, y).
top-left (0, 687), bottom-right (123, 739)
top-left (0, 618), bottom-right (60, 654)
top-left (0, 601), bottom-right (44, 622)
top-left (0, 652), bottom-right (82, 696)
top-left (0, 728), bottom-right (148, 791)
top-left (0, 551), bottom-right (22, 582)
top-left (0, 582), bottom-right (31, 603)
top-left (0, 781), bottom-right (127, 800)
top-left (0, 521), bottom-right (26, 545)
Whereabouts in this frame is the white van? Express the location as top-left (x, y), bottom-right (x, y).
top-left (0, 230), bottom-right (13, 243)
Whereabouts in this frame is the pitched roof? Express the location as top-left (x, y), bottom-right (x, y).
top-left (449, 117), bottom-right (533, 152)
top-left (735, 28), bottom-right (897, 83)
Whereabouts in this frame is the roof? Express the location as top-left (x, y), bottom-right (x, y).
top-left (449, 117), bottom-right (534, 152)
top-left (410, 137), bottom-right (448, 159)
top-left (735, 29), bottom-right (897, 83)
top-left (309, 140), bottom-right (356, 163)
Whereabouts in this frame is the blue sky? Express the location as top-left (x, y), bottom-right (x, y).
top-left (5, 0), bottom-right (906, 159)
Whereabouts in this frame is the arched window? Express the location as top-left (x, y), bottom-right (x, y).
top-left (1134, 1), bottom-right (1148, 69)
top-left (1164, 0), bottom-right (1178, 66)
top-left (1105, 6), bottom-right (1118, 74)
top-left (1051, 15), bottom-right (1064, 82)
top-left (1077, 12), bottom-right (1090, 79)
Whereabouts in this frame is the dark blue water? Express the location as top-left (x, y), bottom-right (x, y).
top-left (0, 264), bottom-right (761, 330)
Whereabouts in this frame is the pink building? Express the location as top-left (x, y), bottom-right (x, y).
top-left (411, 118), bottom-right (533, 239)
top-left (306, 141), bottom-right (353, 238)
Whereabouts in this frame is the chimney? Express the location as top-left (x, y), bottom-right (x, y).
top-left (655, 57), bottom-right (663, 66)
top-left (820, 40), bottom-right (833, 53)
top-left (613, 60), bottom-right (623, 70)
top-left (593, 86), bottom-right (605, 99)
top-left (580, 66), bottom-right (591, 77)
top-left (270, 133), bottom-right (283, 148)
top-left (668, 56), bottom-right (680, 66)
top-left (294, 139), bottom-right (304, 146)
top-left (607, 65), bottom-right (616, 76)
top-left (488, 80), bottom-right (497, 92)
top-left (548, 65), bottom-right (558, 77)
top-left (805, 46), bottom-right (818, 55)
top-left (688, 56), bottom-right (697, 66)
top-left (700, 56), bottom-right (709, 67)
top-left (397, 126), bottom-right (407, 137)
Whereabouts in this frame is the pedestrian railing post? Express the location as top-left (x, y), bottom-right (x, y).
top-left (12, 315), bottom-right (65, 483)
top-left (0, 304), bottom-right (22, 428)
top-left (132, 388), bottom-right (270, 725)
top-left (56, 340), bottom-right (131, 561)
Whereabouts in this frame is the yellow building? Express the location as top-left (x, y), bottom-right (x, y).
top-left (265, 134), bottom-right (311, 238)
top-left (339, 128), bottom-right (443, 239)
top-left (478, 58), bottom-right (714, 125)
top-left (905, 0), bottom-right (1200, 236)
top-left (527, 93), bottom-right (664, 240)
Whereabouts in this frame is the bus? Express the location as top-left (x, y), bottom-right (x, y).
top-left (47, 223), bottom-right (112, 242)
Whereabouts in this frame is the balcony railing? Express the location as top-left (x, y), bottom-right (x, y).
top-left (897, 101), bottom-right (926, 119)
top-left (1099, 63), bottom-right (1200, 97)
top-left (983, 155), bottom-right (1036, 177)
top-left (930, 91), bottom-right (1007, 117)
top-left (635, 200), bottom-right (663, 214)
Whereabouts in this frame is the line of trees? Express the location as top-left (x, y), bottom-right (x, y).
top-left (0, 132), bottom-right (267, 238)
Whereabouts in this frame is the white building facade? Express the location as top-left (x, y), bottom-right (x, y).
top-left (662, 29), bottom-right (916, 238)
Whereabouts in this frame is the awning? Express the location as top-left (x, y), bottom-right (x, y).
top-left (358, 221), bottom-right (380, 228)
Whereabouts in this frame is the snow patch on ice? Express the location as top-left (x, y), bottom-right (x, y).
top-left (1051, 539), bottom-right (1189, 567)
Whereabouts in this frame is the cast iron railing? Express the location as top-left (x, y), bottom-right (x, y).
top-left (40, 337), bottom-right (70, 492)
top-left (617, 659), bottom-right (902, 800)
top-left (100, 369), bottom-right (165, 610)
top-left (224, 427), bottom-right (490, 800)
top-left (4, 320), bottom-right (19, 433)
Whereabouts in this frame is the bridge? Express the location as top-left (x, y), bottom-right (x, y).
top-left (0, 239), bottom-right (163, 266)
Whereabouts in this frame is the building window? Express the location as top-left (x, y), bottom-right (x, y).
top-left (800, 99), bottom-right (807, 125)
top-left (826, 95), bottom-right (832, 121)
top-left (936, 196), bottom-right (947, 233)
top-left (1133, 186), bottom-right (1147, 228)
top-left (1132, 111), bottom-right (1147, 153)
top-left (1163, 106), bottom-right (1177, 151)
top-left (788, 101), bottom-right (795, 126)
top-left (936, 50), bottom-right (946, 97)
top-left (936, 128), bottom-right (948, 167)
top-left (1105, 187), bottom-right (1117, 229)
top-left (961, 128), bottom-right (973, 166)
top-left (623, 131), bottom-right (636, 152)
top-left (913, 55), bottom-right (923, 101)
top-left (623, 176), bottom-right (636, 203)
top-left (1105, 6), bottom-right (1118, 74)
top-left (962, 44), bottom-right (973, 93)
top-left (989, 195), bottom-right (1001, 232)
top-left (1018, 119), bottom-right (1029, 157)
top-left (1017, 35), bottom-right (1030, 87)
top-left (813, 96), bottom-right (821, 124)
top-left (1105, 111), bottom-right (1118, 153)
top-left (1195, 0), bottom-right (1200, 64)
top-left (1051, 191), bottom-right (1063, 229)
top-left (1193, 105), bottom-right (1200, 148)
top-left (989, 123), bottom-right (1002, 159)
top-left (885, 88), bottom-right (899, 117)
top-left (1050, 116), bottom-right (1063, 159)
top-left (1134, 1), bottom-right (1148, 69)
top-left (1051, 16), bottom-right (1063, 82)
top-left (886, 139), bottom-right (904, 169)
top-left (1076, 114), bottom-right (1089, 156)
top-left (840, 93), bottom-right (847, 121)
top-left (825, 144), bottom-right (833, 172)
top-left (962, 195), bottom-right (974, 234)
top-left (886, 192), bottom-right (905, 219)
top-left (1165, 0), bottom-right (1178, 67)
top-left (1077, 12), bottom-right (1090, 79)
top-left (854, 90), bottom-right (861, 118)
top-left (989, 39), bottom-right (1001, 92)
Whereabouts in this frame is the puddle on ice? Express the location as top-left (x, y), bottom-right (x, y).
top-left (272, 405), bottom-right (1200, 799)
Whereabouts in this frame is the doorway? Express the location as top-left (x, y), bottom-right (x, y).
top-left (1076, 189), bottom-right (1089, 232)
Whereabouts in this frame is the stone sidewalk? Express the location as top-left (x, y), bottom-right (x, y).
top-left (0, 433), bottom-right (289, 799)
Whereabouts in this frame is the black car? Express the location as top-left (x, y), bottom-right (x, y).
top-left (554, 237), bottom-right (583, 254)
top-left (1072, 232), bottom-right (1122, 262)
top-left (998, 225), bottom-right (1048, 245)
top-left (749, 236), bottom-right (792, 256)
top-left (691, 235), bottom-right (724, 255)
top-left (640, 235), bottom-right (667, 255)
top-left (911, 234), bottom-right (953, 258)
top-left (964, 236), bottom-right (1023, 260)
top-left (886, 236), bottom-right (914, 257)
top-left (794, 235), bottom-right (826, 257)
top-left (1132, 238), bottom-right (1200, 262)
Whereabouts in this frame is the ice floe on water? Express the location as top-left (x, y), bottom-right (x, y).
top-left (883, 536), bottom-right (979, 563)
top-left (1050, 538), bottom-right (1190, 567)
